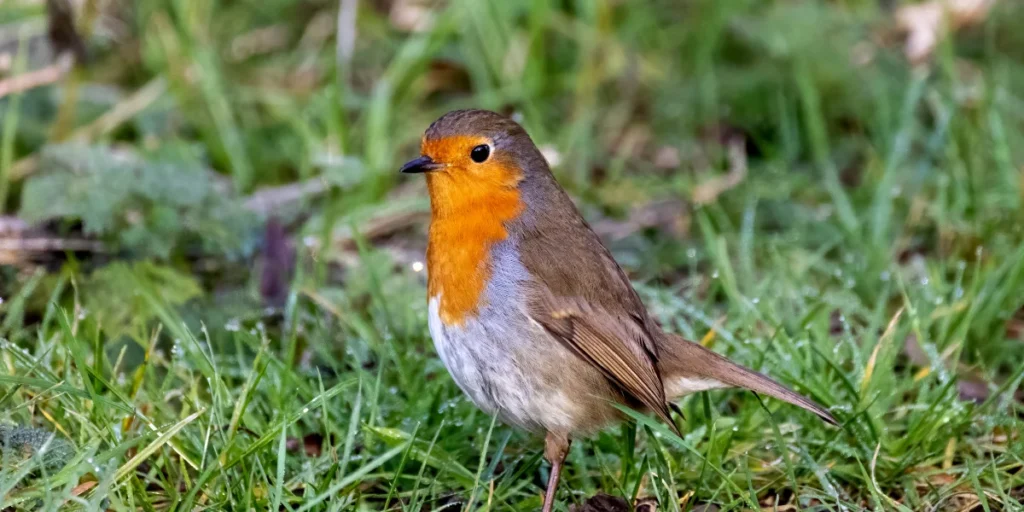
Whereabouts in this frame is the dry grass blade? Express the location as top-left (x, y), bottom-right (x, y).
top-left (112, 408), bottom-right (205, 488)
top-left (9, 77), bottom-right (168, 181)
top-left (860, 307), bottom-right (904, 398)
top-left (0, 53), bottom-right (74, 100)
top-left (692, 138), bottom-right (748, 205)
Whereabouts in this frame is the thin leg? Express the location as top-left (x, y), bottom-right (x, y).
top-left (542, 432), bottom-right (571, 512)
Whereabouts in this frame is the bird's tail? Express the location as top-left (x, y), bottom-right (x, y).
top-left (655, 332), bottom-right (838, 426)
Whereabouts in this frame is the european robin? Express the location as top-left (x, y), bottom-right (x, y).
top-left (401, 109), bottom-right (837, 512)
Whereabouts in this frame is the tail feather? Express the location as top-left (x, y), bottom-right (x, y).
top-left (656, 332), bottom-right (838, 426)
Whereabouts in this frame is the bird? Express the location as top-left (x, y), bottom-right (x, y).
top-left (400, 109), bottom-right (838, 512)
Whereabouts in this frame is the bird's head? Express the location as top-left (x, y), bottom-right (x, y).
top-left (400, 109), bottom-right (547, 218)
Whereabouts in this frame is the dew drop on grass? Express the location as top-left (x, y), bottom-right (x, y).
top-left (302, 408), bottom-right (309, 414)
top-left (751, 297), bottom-right (760, 304)
top-left (225, 319), bottom-right (241, 332)
top-left (687, 248), bottom-right (697, 259)
top-left (920, 277), bottom-right (930, 286)
top-left (77, 308), bottom-right (88, 320)
top-left (711, 270), bottom-right (719, 279)
top-left (438, 398), bottom-right (460, 414)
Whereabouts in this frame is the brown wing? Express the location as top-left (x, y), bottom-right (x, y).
top-left (512, 173), bottom-right (664, 362)
top-left (527, 287), bottom-right (679, 435)
top-left (512, 165), bottom-right (678, 432)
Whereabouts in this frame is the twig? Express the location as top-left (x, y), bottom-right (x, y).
top-left (0, 53), bottom-right (74, 100)
top-left (0, 237), bottom-right (106, 253)
top-left (243, 178), bottom-right (330, 215)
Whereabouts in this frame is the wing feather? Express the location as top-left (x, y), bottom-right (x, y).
top-left (528, 289), bottom-right (679, 434)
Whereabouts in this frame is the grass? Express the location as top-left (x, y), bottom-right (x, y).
top-left (1, 0), bottom-right (1023, 510)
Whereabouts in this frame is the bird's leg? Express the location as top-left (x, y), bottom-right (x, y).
top-left (542, 432), bottom-right (571, 512)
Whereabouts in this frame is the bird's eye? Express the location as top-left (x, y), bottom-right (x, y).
top-left (470, 144), bottom-right (490, 163)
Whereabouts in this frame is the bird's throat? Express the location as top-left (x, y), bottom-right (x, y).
top-left (426, 175), bottom-right (524, 327)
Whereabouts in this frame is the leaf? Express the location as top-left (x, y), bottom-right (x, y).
top-left (0, 424), bottom-right (76, 471)
top-left (18, 143), bottom-right (260, 260)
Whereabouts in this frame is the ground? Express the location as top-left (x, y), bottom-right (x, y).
top-left (0, 0), bottom-right (1022, 510)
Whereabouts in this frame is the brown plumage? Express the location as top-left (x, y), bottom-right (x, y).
top-left (401, 109), bottom-right (837, 512)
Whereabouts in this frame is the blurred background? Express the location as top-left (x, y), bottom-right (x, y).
top-left (0, 0), bottom-right (1022, 510)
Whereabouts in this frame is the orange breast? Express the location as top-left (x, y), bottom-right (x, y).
top-left (425, 164), bottom-right (524, 327)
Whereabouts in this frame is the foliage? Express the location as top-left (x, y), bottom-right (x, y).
top-left (79, 261), bottom-right (203, 340)
top-left (0, 0), bottom-right (1022, 510)
top-left (0, 424), bottom-right (76, 472)
top-left (19, 143), bottom-right (260, 260)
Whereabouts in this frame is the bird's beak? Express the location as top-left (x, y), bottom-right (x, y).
top-left (399, 155), bottom-right (442, 174)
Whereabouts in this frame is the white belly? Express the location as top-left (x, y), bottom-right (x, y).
top-left (427, 295), bottom-right (583, 433)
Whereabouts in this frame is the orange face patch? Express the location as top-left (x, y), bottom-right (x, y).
top-left (422, 135), bottom-right (524, 326)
